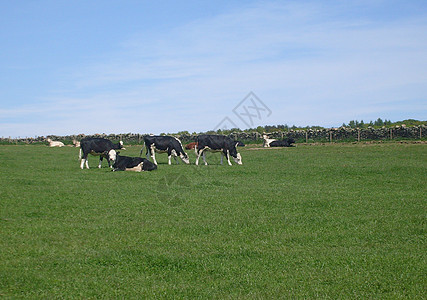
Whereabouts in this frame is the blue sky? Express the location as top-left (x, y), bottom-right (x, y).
top-left (0, 0), bottom-right (426, 137)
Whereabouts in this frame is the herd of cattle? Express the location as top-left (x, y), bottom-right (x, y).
top-left (47, 134), bottom-right (295, 172)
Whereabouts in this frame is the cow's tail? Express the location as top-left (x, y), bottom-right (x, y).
top-left (78, 148), bottom-right (82, 160)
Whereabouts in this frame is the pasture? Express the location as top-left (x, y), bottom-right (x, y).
top-left (0, 143), bottom-right (425, 298)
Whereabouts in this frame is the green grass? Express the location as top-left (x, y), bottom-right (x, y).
top-left (0, 143), bottom-right (426, 298)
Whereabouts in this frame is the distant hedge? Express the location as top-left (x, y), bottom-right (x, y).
top-left (2, 125), bottom-right (426, 145)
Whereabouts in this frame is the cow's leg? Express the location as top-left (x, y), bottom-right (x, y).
top-left (195, 146), bottom-right (200, 165)
top-left (80, 152), bottom-right (89, 169)
top-left (146, 147), bottom-right (150, 160)
top-left (226, 150), bottom-right (232, 166)
top-left (98, 156), bottom-right (103, 168)
top-left (168, 154), bottom-right (179, 165)
top-left (170, 149), bottom-right (179, 165)
top-left (167, 149), bottom-right (172, 165)
top-left (150, 145), bottom-right (158, 165)
top-left (80, 158), bottom-right (85, 169)
top-left (82, 154), bottom-right (90, 169)
top-left (195, 148), bottom-right (205, 165)
top-left (202, 151), bottom-right (208, 165)
top-left (195, 150), bottom-right (201, 165)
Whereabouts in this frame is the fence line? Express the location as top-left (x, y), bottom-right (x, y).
top-left (1, 126), bottom-right (426, 145)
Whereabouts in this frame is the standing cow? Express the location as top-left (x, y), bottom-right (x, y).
top-left (141, 135), bottom-right (190, 165)
top-left (195, 134), bottom-right (242, 166)
top-left (79, 138), bottom-right (125, 169)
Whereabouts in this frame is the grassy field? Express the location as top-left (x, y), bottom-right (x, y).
top-left (0, 143), bottom-right (425, 298)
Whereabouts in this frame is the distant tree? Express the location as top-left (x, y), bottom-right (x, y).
top-left (256, 126), bottom-right (264, 134)
top-left (374, 118), bottom-right (384, 127)
top-left (176, 131), bottom-right (190, 136)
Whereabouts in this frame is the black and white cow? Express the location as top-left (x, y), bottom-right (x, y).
top-left (141, 135), bottom-right (190, 165)
top-left (79, 138), bottom-right (125, 169)
top-left (195, 134), bottom-right (242, 166)
top-left (269, 138), bottom-right (296, 147)
top-left (112, 153), bottom-right (157, 172)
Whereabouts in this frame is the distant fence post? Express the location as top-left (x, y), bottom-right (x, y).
top-left (420, 127), bottom-right (422, 139)
top-left (329, 131), bottom-right (333, 143)
top-left (305, 131), bottom-right (308, 143)
top-left (357, 129), bottom-right (361, 142)
top-left (390, 128), bottom-right (393, 140)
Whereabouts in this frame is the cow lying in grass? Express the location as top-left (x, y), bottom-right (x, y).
top-left (112, 153), bottom-right (157, 172)
top-left (269, 138), bottom-right (296, 147)
top-left (47, 138), bottom-right (64, 147)
top-left (262, 134), bottom-right (276, 147)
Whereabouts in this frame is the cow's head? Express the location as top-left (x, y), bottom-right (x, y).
top-left (233, 152), bottom-right (242, 165)
top-left (142, 159), bottom-right (157, 171)
top-left (105, 149), bottom-right (117, 162)
top-left (119, 141), bottom-right (126, 150)
top-left (180, 153), bottom-right (190, 165)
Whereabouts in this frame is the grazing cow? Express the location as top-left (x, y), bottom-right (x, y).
top-left (262, 134), bottom-right (276, 147)
top-left (141, 135), bottom-right (190, 165)
top-left (79, 138), bottom-right (125, 169)
top-left (269, 138), bottom-right (296, 147)
top-left (47, 138), bottom-right (64, 147)
top-left (195, 134), bottom-right (242, 166)
top-left (112, 153), bottom-right (157, 172)
top-left (185, 142), bottom-right (198, 150)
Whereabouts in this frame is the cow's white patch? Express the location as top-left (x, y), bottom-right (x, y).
top-left (126, 162), bottom-right (143, 172)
